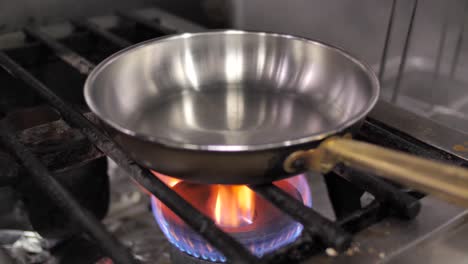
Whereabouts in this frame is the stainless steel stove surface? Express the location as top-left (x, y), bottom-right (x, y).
top-left (0, 4), bottom-right (467, 264)
top-left (106, 160), bottom-right (172, 264)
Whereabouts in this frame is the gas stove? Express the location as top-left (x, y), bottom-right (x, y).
top-left (0, 5), bottom-right (467, 264)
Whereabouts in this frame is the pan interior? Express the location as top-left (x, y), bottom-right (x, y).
top-left (86, 31), bottom-right (378, 150)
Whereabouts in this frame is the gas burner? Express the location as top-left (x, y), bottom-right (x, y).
top-left (169, 245), bottom-right (220, 264)
top-left (151, 173), bottom-right (311, 262)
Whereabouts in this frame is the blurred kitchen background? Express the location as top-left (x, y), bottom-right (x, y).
top-left (1, 0), bottom-right (466, 132)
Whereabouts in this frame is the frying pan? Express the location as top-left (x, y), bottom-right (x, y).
top-left (85, 30), bottom-right (468, 206)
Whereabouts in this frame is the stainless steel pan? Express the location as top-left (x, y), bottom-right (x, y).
top-left (85, 31), bottom-right (468, 206)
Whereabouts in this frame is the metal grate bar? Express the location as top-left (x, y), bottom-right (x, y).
top-left (433, 3), bottom-right (450, 80)
top-left (336, 202), bottom-right (383, 232)
top-left (249, 183), bottom-right (351, 251)
top-left (0, 152), bottom-right (19, 187)
top-left (72, 19), bottom-right (132, 49)
top-left (333, 164), bottom-right (421, 220)
top-left (0, 119), bottom-right (139, 264)
top-left (0, 52), bottom-right (258, 264)
top-left (116, 11), bottom-right (178, 35)
top-left (450, 0), bottom-right (468, 77)
top-left (263, 202), bottom-right (382, 263)
top-left (23, 27), bottom-right (95, 75)
top-left (378, 0), bottom-right (397, 82)
top-left (391, 0), bottom-right (419, 103)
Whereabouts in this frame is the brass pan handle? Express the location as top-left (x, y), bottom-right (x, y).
top-left (284, 137), bottom-right (468, 207)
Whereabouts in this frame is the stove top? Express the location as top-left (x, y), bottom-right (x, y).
top-left (108, 158), bottom-right (468, 264)
top-left (0, 5), bottom-right (466, 264)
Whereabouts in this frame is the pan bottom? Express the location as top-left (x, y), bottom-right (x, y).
top-left (126, 87), bottom-right (349, 147)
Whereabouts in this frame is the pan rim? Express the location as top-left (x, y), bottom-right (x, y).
top-left (84, 30), bottom-right (380, 152)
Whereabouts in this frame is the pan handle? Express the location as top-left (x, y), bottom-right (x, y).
top-left (284, 137), bottom-right (468, 207)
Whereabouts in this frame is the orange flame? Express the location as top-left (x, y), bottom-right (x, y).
top-left (151, 173), bottom-right (261, 229)
top-left (151, 170), bottom-right (181, 187)
top-left (213, 185), bottom-right (255, 228)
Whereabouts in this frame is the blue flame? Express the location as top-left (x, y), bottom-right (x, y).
top-left (151, 175), bottom-right (312, 262)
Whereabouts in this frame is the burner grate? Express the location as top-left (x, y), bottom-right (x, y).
top-left (0, 38), bottom-right (259, 263)
top-left (116, 11), bottom-right (178, 35)
top-left (2, 7), bottom-right (461, 264)
top-left (71, 20), bottom-right (132, 50)
top-left (23, 26), bottom-right (96, 75)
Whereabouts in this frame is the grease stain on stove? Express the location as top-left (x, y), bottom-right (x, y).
top-left (453, 142), bottom-right (468, 152)
top-left (344, 243), bottom-right (361, 257)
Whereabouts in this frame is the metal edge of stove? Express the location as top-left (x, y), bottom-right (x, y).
top-left (307, 196), bottom-right (467, 264)
top-left (369, 100), bottom-right (468, 162)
